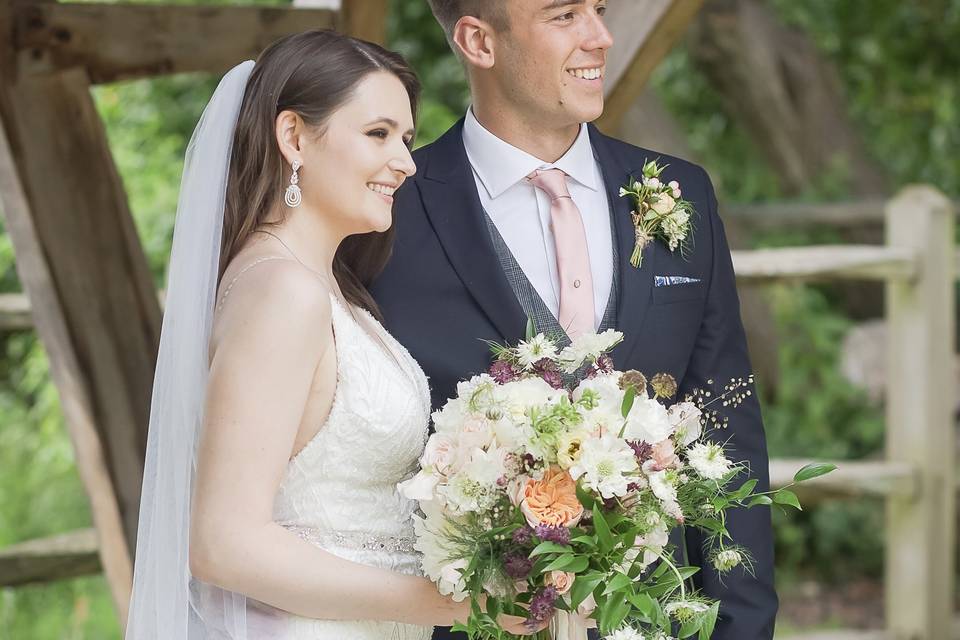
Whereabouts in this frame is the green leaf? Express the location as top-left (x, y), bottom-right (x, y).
top-left (747, 495), bottom-right (773, 507)
top-left (699, 601), bottom-right (720, 640)
top-left (679, 618), bottom-right (700, 638)
top-left (530, 541), bottom-right (573, 556)
top-left (602, 571), bottom-right (633, 596)
top-left (570, 535), bottom-right (597, 547)
top-left (773, 489), bottom-right (803, 511)
top-left (593, 504), bottom-right (614, 553)
top-left (678, 566), bottom-right (701, 580)
top-left (599, 591), bottom-right (630, 634)
top-left (485, 597), bottom-right (500, 620)
top-left (525, 316), bottom-right (536, 341)
top-left (621, 386), bottom-right (637, 419)
top-left (794, 462), bottom-right (837, 483)
top-left (576, 481), bottom-right (597, 511)
top-left (570, 572), bottom-right (605, 610)
top-left (626, 592), bottom-right (657, 617)
top-left (730, 478), bottom-right (758, 500)
top-left (543, 554), bottom-right (589, 573)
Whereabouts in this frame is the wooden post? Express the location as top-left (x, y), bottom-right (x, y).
top-left (884, 185), bottom-right (956, 639)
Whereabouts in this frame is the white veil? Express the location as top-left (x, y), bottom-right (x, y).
top-left (125, 60), bottom-right (256, 640)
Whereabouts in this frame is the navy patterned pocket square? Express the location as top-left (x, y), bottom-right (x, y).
top-left (654, 275), bottom-right (702, 287)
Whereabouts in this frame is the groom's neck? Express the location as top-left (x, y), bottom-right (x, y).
top-left (471, 102), bottom-right (581, 164)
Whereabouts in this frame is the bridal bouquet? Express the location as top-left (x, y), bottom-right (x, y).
top-left (400, 329), bottom-right (833, 640)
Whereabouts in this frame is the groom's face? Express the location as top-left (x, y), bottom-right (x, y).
top-left (494, 0), bottom-right (612, 126)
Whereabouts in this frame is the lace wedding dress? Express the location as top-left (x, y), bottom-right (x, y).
top-left (232, 292), bottom-right (434, 639)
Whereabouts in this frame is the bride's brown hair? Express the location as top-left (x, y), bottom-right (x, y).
top-left (220, 29), bottom-right (420, 321)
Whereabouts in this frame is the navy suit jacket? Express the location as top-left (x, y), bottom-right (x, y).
top-left (370, 120), bottom-right (778, 639)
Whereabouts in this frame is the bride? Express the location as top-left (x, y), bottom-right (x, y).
top-left (124, 30), bottom-right (547, 639)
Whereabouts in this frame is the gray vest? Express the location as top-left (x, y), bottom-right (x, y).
top-left (483, 210), bottom-right (620, 349)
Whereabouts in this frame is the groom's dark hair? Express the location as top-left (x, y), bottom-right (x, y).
top-left (427, 0), bottom-right (510, 48)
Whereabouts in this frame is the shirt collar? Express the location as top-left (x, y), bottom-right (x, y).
top-left (462, 107), bottom-right (600, 200)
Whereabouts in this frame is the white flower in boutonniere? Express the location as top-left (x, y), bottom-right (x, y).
top-left (619, 159), bottom-right (696, 268)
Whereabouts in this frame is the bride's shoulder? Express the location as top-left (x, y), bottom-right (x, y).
top-left (214, 255), bottom-right (333, 338)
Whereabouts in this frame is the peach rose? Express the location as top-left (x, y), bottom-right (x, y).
top-left (519, 467), bottom-right (584, 528)
top-left (546, 570), bottom-right (575, 595)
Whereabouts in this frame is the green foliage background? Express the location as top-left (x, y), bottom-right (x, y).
top-left (1, 1), bottom-right (957, 637)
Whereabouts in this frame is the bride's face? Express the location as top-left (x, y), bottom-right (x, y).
top-left (295, 71), bottom-right (416, 235)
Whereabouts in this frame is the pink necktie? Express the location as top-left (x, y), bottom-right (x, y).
top-left (528, 168), bottom-right (595, 338)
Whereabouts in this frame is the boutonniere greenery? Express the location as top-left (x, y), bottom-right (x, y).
top-left (619, 159), bottom-right (695, 268)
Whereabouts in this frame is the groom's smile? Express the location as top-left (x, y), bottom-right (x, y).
top-left (565, 65), bottom-right (605, 82)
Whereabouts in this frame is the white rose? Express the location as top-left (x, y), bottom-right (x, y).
top-left (623, 395), bottom-right (674, 444)
top-left (421, 433), bottom-right (459, 475)
top-left (651, 194), bottom-right (676, 215)
top-left (457, 415), bottom-right (494, 451)
top-left (494, 377), bottom-right (565, 421)
top-left (431, 399), bottom-right (467, 434)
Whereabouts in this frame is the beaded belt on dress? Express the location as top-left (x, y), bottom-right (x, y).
top-left (285, 525), bottom-right (417, 555)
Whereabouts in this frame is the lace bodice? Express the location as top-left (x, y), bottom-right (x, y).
top-left (273, 294), bottom-right (430, 539)
top-left (258, 294), bottom-right (433, 639)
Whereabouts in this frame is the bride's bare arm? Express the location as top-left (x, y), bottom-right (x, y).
top-left (188, 262), bottom-right (469, 627)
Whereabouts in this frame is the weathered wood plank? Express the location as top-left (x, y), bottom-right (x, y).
top-left (884, 186), bottom-right (956, 639)
top-left (731, 245), bottom-right (918, 283)
top-left (0, 50), bottom-right (170, 620)
top-left (338, 0), bottom-right (389, 45)
top-left (769, 458), bottom-right (918, 502)
top-left (0, 291), bottom-right (31, 330)
top-left (597, 0), bottom-right (705, 132)
top-left (0, 529), bottom-right (100, 587)
top-left (724, 200), bottom-right (888, 228)
top-left (13, 2), bottom-right (336, 84)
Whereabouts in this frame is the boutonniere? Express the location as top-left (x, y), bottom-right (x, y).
top-left (619, 159), bottom-right (695, 268)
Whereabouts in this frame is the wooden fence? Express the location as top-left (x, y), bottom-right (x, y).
top-left (1, 185), bottom-right (956, 639)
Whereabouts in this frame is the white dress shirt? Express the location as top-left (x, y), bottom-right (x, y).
top-left (462, 108), bottom-right (614, 329)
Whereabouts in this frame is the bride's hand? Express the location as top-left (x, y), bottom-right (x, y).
top-left (497, 612), bottom-right (550, 636)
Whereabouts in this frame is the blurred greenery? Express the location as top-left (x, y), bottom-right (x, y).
top-left (1, 0), bottom-right (956, 637)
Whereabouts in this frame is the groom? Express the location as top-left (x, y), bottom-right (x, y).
top-left (371, 1), bottom-right (778, 638)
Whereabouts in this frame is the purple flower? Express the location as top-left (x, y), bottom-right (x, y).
top-left (534, 524), bottom-right (571, 545)
top-left (522, 453), bottom-right (538, 472)
top-left (489, 359), bottom-right (519, 384)
top-left (540, 369), bottom-right (564, 390)
top-left (595, 354), bottom-right (615, 373)
top-left (586, 353), bottom-right (615, 379)
top-left (512, 525), bottom-right (534, 546)
top-left (527, 586), bottom-right (559, 624)
top-left (629, 440), bottom-right (653, 464)
top-left (503, 552), bottom-right (534, 580)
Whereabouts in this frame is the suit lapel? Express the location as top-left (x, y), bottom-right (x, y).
top-left (588, 124), bottom-right (654, 367)
top-left (419, 120), bottom-right (528, 344)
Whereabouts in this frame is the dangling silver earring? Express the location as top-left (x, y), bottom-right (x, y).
top-left (284, 160), bottom-right (302, 208)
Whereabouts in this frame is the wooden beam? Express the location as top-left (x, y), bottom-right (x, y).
top-left (731, 245), bottom-right (918, 283)
top-left (338, 0), bottom-right (390, 45)
top-left (0, 291), bottom-right (31, 330)
top-left (13, 2), bottom-right (337, 84)
top-left (596, 0), bottom-right (704, 132)
top-left (0, 37), bottom-right (169, 618)
top-left (0, 529), bottom-right (100, 587)
top-left (769, 458), bottom-right (918, 502)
